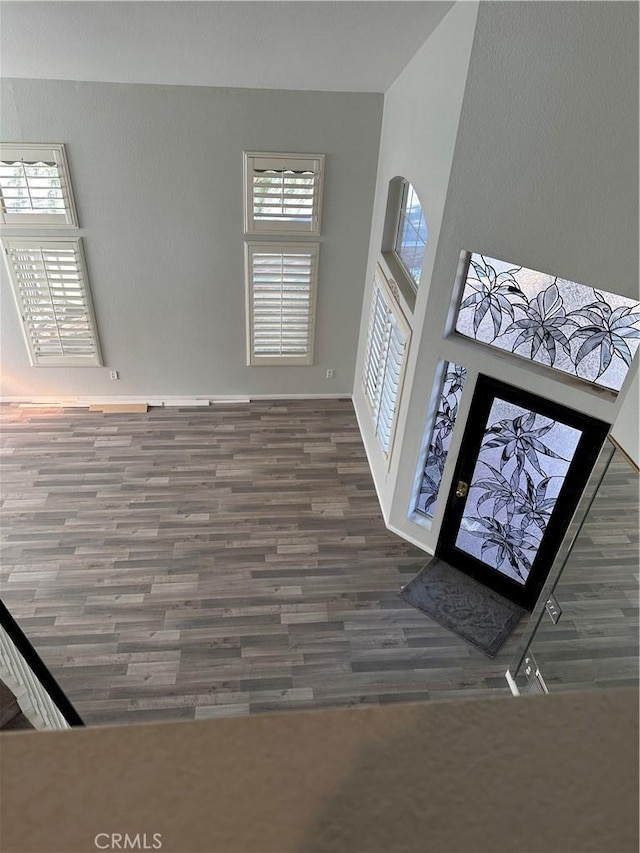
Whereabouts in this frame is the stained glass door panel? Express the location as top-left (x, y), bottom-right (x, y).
top-left (436, 377), bottom-right (609, 610)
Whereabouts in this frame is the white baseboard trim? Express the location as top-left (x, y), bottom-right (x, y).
top-left (247, 394), bottom-right (352, 400)
top-left (386, 520), bottom-right (433, 555)
top-left (1, 393), bottom-right (353, 407)
top-left (351, 395), bottom-right (390, 526)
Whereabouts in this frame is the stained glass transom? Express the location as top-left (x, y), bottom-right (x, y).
top-left (455, 253), bottom-right (640, 392)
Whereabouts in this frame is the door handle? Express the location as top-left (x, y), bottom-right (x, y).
top-left (455, 480), bottom-right (469, 498)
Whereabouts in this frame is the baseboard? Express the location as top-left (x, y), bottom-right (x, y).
top-left (351, 394), bottom-right (391, 526)
top-left (386, 520), bottom-right (433, 555)
top-left (0, 393), bottom-right (352, 407)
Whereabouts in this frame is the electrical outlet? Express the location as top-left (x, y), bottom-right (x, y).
top-left (109, 370), bottom-right (119, 380)
top-left (325, 369), bottom-right (334, 379)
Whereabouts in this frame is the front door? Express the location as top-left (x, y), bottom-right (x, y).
top-left (436, 376), bottom-right (609, 610)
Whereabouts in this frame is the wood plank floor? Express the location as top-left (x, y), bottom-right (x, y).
top-left (0, 400), bottom-right (636, 726)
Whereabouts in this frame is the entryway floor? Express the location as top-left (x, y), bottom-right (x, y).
top-left (0, 400), bottom-right (635, 725)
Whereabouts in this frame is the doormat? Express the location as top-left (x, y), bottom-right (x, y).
top-left (398, 558), bottom-right (525, 657)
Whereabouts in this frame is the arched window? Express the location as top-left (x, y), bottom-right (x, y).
top-left (394, 180), bottom-right (427, 286)
top-left (382, 177), bottom-right (427, 311)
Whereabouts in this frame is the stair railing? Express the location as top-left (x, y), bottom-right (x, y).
top-left (0, 599), bottom-right (84, 729)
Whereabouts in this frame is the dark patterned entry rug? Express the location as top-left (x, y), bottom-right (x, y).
top-left (398, 558), bottom-right (526, 658)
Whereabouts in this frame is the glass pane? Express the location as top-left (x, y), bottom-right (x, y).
top-left (455, 398), bottom-right (582, 585)
top-left (394, 182), bottom-right (427, 287)
top-left (507, 441), bottom-right (640, 695)
top-left (455, 253), bottom-right (640, 392)
top-left (0, 160), bottom-right (65, 216)
top-left (416, 363), bottom-right (467, 518)
top-left (507, 439), bottom-right (616, 687)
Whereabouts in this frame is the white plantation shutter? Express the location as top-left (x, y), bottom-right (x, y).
top-left (364, 285), bottom-right (389, 409)
top-left (2, 238), bottom-right (102, 366)
top-left (246, 243), bottom-right (318, 365)
top-left (0, 144), bottom-right (78, 227)
top-left (362, 268), bottom-right (411, 457)
top-left (244, 152), bottom-right (324, 235)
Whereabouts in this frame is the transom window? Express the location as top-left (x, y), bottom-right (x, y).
top-left (0, 143), bottom-right (78, 227)
top-left (394, 181), bottom-right (427, 288)
top-left (455, 253), bottom-right (640, 392)
top-left (244, 152), bottom-right (324, 236)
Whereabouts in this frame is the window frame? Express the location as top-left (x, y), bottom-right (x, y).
top-left (414, 361), bottom-right (468, 520)
top-left (243, 151), bottom-right (325, 237)
top-left (0, 143), bottom-right (79, 228)
top-left (362, 263), bottom-right (412, 462)
top-left (452, 251), bottom-right (640, 395)
top-left (245, 241), bottom-right (319, 367)
top-left (2, 236), bottom-right (102, 367)
top-left (381, 178), bottom-right (427, 316)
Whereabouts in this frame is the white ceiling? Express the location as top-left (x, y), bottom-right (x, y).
top-left (0, 1), bottom-right (454, 93)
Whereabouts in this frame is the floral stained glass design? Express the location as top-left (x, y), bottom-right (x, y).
top-left (416, 363), bottom-right (467, 518)
top-left (455, 254), bottom-right (640, 392)
top-left (455, 399), bottom-right (582, 586)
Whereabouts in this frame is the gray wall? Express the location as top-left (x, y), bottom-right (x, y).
top-left (353, 1), bottom-right (639, 549)
top-left (0, 80), bottom-right (383, 399)
top-left (353, 1), bottom-right (479, 528)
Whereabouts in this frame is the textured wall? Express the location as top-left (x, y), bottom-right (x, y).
top-left (352, 1), bottom-right (479, 525)
top-left (1, 689), bottom-right (637, 852)
top-left (352, 1), bottom-right (639, 549)
top-left (0, 80), bottom-right (383, 399)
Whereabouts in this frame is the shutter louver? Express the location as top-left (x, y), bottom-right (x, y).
top-left (362, 270), bottom-right (410, 457)
top-left (2, 238), bottom-right (102, 366)
top-left (0, 144), bottom-right (78, 227)
top-left (247, 243), bottom-right (318, 365)
top-left (245, 153), bottom-right (324, 235)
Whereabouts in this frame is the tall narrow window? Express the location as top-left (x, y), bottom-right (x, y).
top-left (415, 363), bottom-right (467, 518)
top-left (455, 253), bottom-right (640, 392)
top-left (2, 238), bottom-right (102, 366)
top-left (0, 144), bottom-right (78, 227)
top-left (363, 266), bottom-right (411, 457)
top-left (246, 243), bottom-right (318, 365)
top-left (244, 152), bottom-right (324, 235)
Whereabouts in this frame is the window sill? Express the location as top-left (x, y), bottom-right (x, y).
top-left (381, 251), bottom-right (417, 315)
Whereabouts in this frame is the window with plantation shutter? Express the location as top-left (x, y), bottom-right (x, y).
top-left (2, 238), bottom-right (102, 366)
top-left (363, 266), bottom-right (411, 457)
top-left (244, 152), bottom-right (324, 235)
top-left (246, 242), bottom-right (318, 365)
top-left (0, 144), bottom-right (78, 227)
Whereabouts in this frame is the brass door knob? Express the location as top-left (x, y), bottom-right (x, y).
top-left (455, 480), bottom-right (469, 498)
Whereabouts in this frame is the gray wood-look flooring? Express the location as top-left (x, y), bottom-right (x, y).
top-left (0, 400), bottom-right (637, 726)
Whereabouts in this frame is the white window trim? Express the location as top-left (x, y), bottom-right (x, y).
top-left (0, 143), bottom-right (79, 228)
top-left (2, 236), bottom-right (102, 367)
top-left (381, 177), bottom-right (429, 314)
top-left (243, 151), bottom-right (325, 236)
top-left (245, 241), bottom-right (319, 367)
top-left (362, 263), bottom-right (412, 462)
